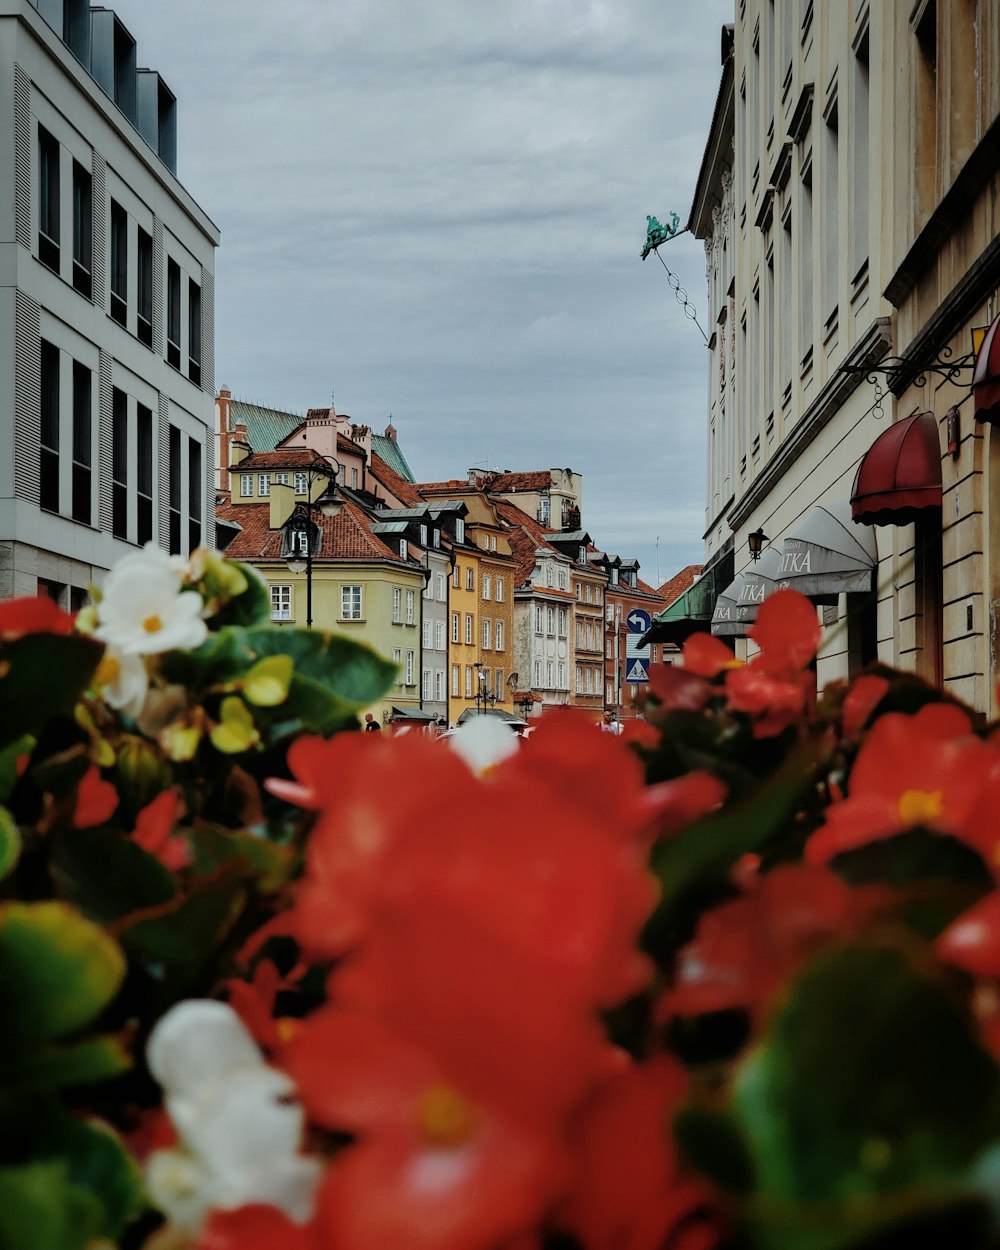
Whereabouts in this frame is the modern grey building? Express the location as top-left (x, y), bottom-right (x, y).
top-left (0, 0), bottom-right (219, 606)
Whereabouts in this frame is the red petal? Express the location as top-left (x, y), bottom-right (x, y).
top-left (0, 596), bottom-right (76, 641)
top-left (682, 633), bottom-right (739, 680)
top-left (749, 589), bottom-right (820, 675)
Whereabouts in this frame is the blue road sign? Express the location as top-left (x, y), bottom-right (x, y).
top-left (625, 657), bottom-right (650, 683)
top-left (626, 608), bottom-right (652, 634)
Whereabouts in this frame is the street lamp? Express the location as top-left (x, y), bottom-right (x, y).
top-left (281, 456), bottom-right (340, 628)
top-left (473, 661), bottom-right (498, 714)
top-left (508, 670), bottom-right (535, 721)
top-left (747, 527), bottom-right (768, 562)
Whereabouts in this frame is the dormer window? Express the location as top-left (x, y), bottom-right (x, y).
top-left (455, 518), bottom-right (465, 543)
top-left (420, 524), bottom-right (428, 546)
top-left (292, 529), bottom-right (309, 554)
top-left (611, 567), bottom-right (619, 585)
top-left (539, 498), bottom-right (550, 525)
top-left (399, 538), bottom-right (407, 559)
top-left (432, 528), bottom-right (440, 548)
top-left (579, 545), bottom-right (587, 562)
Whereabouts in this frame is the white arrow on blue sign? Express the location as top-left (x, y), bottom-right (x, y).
top-left (626, 608), bottom-right (652, 634)
top-left (625, 657), bottom-right (650, 683)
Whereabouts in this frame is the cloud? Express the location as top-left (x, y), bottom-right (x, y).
top-left (111, 0), bottom-right (734, 582)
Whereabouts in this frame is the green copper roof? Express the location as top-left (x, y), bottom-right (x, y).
top-left (230, 400), bottom-right (303, 452)
top-left (372, 434), bottom-right (415, 483)
top-left (646, 551), bottom-right (734, 645)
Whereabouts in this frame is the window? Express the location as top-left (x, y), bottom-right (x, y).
top-left (534, 660), bottom-right (542, 686)
top-left (112, 387), bottom-right (127, 539)
top-left (452, 564), bottom-right (460, 589)
top-left (110, 200), bottom-right (127, 326)
top-left (436, 572), bottom-right (446, 600)
top-left (558, 661), bottom-right (566, 689)
top-left (465, 614), bottom-right (473, 644)
top-left (451, 612), bottom-right (459, 643)
top-left (393, 648), bottom-right (402, 685)
top-left (406, 589), bottom-right (414, 624)
top-left (399, 539), bottom-right (407, 559)
top-left (465, 666), bottom-right (473, 697)
top-left (452, 665), bottom-right (460, 696)
top-left (270, 584), bottom-right (292, 621)
top-left (38, 126), bottom-right (60, 271)
top-left (423, 620), bottom-right (432, 648)
top-left (558, 569), bottom-right (568, 590)
top-left (71, 361), bottom-right (91, 524)
top-left (547, 661), bottom-right (554, 688)
top-left (482, 574), bottom-right (491, 600)
top-left (405, 650), bottom-right (415, 685)
top-left (341, 585), bottom-right (363, 620)
top-left (823, 96), bottom-right (839, 329)
top-left (534, 604), bottom-right (543, 634)
top-left (455, 518), bottom-right (465, 544)
top-left (188, 439), bottom-right (202, 551)
top-left (435, 671), bottom-right (446, 701)
top-left (482, 619), bottom-right (491, 649)
top-left (39, 340), bottom-right (59, 513)
top-left (168, 424), bottom-right (181, 555)
top-left (167, 258), bottom-right (181, 368)
top-left (576, 582), bottom-right (582, 600)
top-left (423, 575), bottom-right (433, 600)
top-left (137, 404), bottom-right (153, 545)
top-left (273, 472), bottom-right (288, 485)
top-left (188, 279), bottom-right (202, 385)
top-left (295, 472), bottom-right (307, 494)
top-left (422, 670), bottom-right (432, 700)
top-left (392, 587), bottom-right (401, 623)
top-left (800, 156), bottom-right (814, 367)
top-left (351, 467), bottom-right (358, 488)
top-left (466, 567), bottom-right (475, 592)
top-left (137, 228), bottom-right (153, 346)
top-left (557, 607), bottom-right (567, 636)
top-left (546, 606), bottom-right (554, 635)
top-left (575, 665), bottom-right (582, 693)
top-left (546, 566), bottom-right (555, 588)
top-left (435, 621), bottom-right (445, 650)
top-left (495, 620), bottom-right (504, 651)
top-left (585, 584), bottom-right (592, 603)
top-left (433, 529), bottom-right (441, 548)
top-left (495, 669), bottom-right (503, 698)
top-left (851, 33), bottom-right (870, 282)
top-left (239, 474), bottom-right (253, 497)
top-left (256, 473), bottom-right (271, 497)
top-left (72, 162), bottom-right (92, 298)
top-left (538, 497), bottom-right (550, 525)
top-left (496, 577), bottom-right (504, 601)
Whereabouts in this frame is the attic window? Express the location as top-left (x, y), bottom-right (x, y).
top-left (455, 519), bottom-right (465, 543)
top-left (399, 539), bottom-right (407, 558)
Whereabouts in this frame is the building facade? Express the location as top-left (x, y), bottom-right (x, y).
top-left (1, 0), bottom-right (218, 605)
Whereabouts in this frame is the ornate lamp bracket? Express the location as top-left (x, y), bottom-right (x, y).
top-left (840, 346), bottom-right (977, 421)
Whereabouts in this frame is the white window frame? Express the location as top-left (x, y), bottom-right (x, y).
top-left (455, 518), bottom-right (465, 543)
top-left (423, 619), bottom-right (432, 647)
top-left (452, 664), bottom-right (460, 696)
top-left (452, 612), bottom-right (460, 643)
top-left (482, 574), bottom-right (491, 600)
top-left (436, 572), bottom-right (446, 600)
top-left (435, 670), bottom-right (446, 701)
top-left (495, 620), bottom-right (504, 651)
top-left (258, 473), bottom-right (270, 496)
top-left (534, 604), bottom-right (543, 634)
top-left (341, 584), bottom-right (363, 620)
top-left (239, 474), bottom-right (253, 497)
top-left (270, 584), bottom-right (292, 621)
top-left (392, 587), bottom-right (401, 623)
top-left (496, 577), bottom-right (504, 601)
top-left (273, 472), bottom-right (288, 485)
top-left (294, 472), bottom-right (307, 494)
top-left (406, 589), bottom-right (415, 624)
top-left (392, 647), bottom-right (402, 686)
top-left (405, 650), bottom-right (415, 685)
top-left (465, 665), bottom-right (473, 697)
top-left (422, 669), bottom-right (432, 700)
top-left (482, 618), bottom-right (491, 649)
top-left (466, 567), bottom-right (475, 591)
top-left (465, 614), bottom-right (473, 644)
top-left (435, 620), bottom-right (446, 650)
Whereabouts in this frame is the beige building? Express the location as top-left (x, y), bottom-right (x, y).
top-left (678, 2), bottom-right (1000, 715)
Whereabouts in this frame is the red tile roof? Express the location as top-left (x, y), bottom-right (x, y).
top-left (492, 500), bottom-right (577, 587)
top-left (415, 479), bottom-right (471, 495)
top-left (370, 453), bottom-right (423, 507)
top-left (657, 564), bottom-right (704, 603)
top-left (485, 470), bottom-right (552, 492)
top-left (217, 499), bottom-right (407, 564)
top-left (234, 449), bottom-right (333, 470)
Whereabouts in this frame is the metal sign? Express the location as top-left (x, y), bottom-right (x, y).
top-left (625, 657), bottom-right (650, 683)
top-left (626, 633), bottom-right (650, 660)
top-left (626, 608), bottom-right (652, 634)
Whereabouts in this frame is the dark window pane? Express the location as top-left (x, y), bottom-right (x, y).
top-left (137, 494), bottom-right (152, 546)
top-left (168, 508), bottom-right (181, 556)
top-left (137, 228), bottom-right (153, 346)
top-left (72, 361), bottom-right (91, 466)
top-left (110, 200), bottom-right (127, 326)
top-left (38, 126), bottom-right (60, 270)
top-left (40, 449), bottom-right (59, 512)
top-left (188, 438), bottom-right (202, 521)
top-left (188, 279), bottom-right (202, 384)
top-left (112, 482), bottom-right (127, 539)
top-left (136, 404), bottom-right (152, 495)
top-left (72, 463), bottom-right (91, 524)
top-left (167, 259), bottom-right (181, 367)
top-left (72, 161), bottom-right (92, 298)
top-left (39, 339), bottom-right (59, 512)
top-left (188, 519), bottom-right (201, 551)
top-left (168, 424), bottom-right (180, 510)
top-left (112, 387), bottom-right (127, 539)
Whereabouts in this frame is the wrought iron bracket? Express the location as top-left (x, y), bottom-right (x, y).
top-left (839, 347), bottom-right (977, 422)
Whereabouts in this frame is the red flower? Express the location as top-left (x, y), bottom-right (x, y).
top-left (73, 765), bottom-right (118, 828)
top-left (748, 589), bottom-right (821, 677)
top-left (132, 789), bottom-right (190, 870)
top-left (681, 634), bottom-right (741, 680)
top-left (0, 595), bottom-right (76, 642)
top-left (725, 666), bottom-right (814, 738)
top-left (661, 864), bottom-right (888, 1024)
top-left (559, 1056), bottom-right (719, 1250)
top-left (198, 1206), bottom-right (323, 1250)
top-left (937, 891), bottom-right (1000, 980)
top-left (647, 662), bottom-right (715, 712)
top-left (840, 674), bottom-right (890, 738)
top-left (644, 772), bottom-right (727, 844)
top-left (286, 1011), bottom-right (567, 1250)
top-left (805, 702), bottom-right (994, 865)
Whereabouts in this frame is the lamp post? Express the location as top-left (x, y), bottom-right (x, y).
top-left (508, 671), bottom-right (535, 722)
top-left (282, 456), bottom-right (340, 628)
top-left (473, 661), bottom-right (498, 715)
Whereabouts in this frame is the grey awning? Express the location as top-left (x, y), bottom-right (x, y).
top-left (711, 547), bottom-right (783, 636)
top-left (777, 499), bottom-right (877, 600)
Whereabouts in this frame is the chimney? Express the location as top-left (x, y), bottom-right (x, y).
top-left (269, 481), bottom-right (297, 531)
top-left (229, 422), bottom-right (251, 468)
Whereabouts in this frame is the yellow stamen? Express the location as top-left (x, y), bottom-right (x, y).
top-left (416, 1084), bottom-right (478, 1149)
top-left (142, 614), bottom-right (163, 634)
top-left (96, 656), bottom-right (121, 686)
top-left (898, 788), bottom-right (944, 827)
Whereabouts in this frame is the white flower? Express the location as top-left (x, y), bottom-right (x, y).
top-left (95, 544), bottom-right (207, 656)
top-left (447, 714), bottom-right (520, 775)
top-left (96, 648), bottom-right (149, 719)
top-left (145, 1000), bottom-right (321, 1233)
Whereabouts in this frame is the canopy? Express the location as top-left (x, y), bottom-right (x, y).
top-left (711, 547), bottom-right (784, 636)
top-left (778, 499), bottom-right (877, 600)
top-left (643, 551), bottom-right (734, 645)
top-left (974, 311), bottom-right (1000, 426)
top-left (389, 706), bottom-right (439, 723)
top-left (456, 708), bottom-right (527, 727)
top-left (850, 412), bottom-right (942, 526)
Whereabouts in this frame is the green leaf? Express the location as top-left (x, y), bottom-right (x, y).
top-left (0, 806), bottom-right (21, 880)
top-left (0, 635), bottom-right (103, 749)
top-left (728, 940), bottom-right (1000, 1250)
top-left (210, 695), bottom-right (261, 754)
top-left (208, 560), bottom-right (271, 628)
top-left (115, 871), bottom-right (248, 986)
top-left (190, 822), bottom-right (293, 892)
top-left (3, 1035), bottom-right (130, 1096)
top-left (0, 1162), bottom-right (103, 1250)
top-left (0, 902), bottom-right (125, 1043)
top-left (51, 824), bottom-right (177, 925)
top-left (242, 654), bottom-right (294, 707)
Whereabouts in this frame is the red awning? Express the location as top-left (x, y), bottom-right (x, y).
top-left (851, 412), bottom-right (942, 526)
top-left (973, 311), bottom-right (1000, 425)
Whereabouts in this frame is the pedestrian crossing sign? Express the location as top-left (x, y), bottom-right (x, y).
top-left (625, 658), bottom-right (649, 683)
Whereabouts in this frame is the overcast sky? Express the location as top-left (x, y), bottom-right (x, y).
top-left (113, 0), bottom-right (733, 585)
